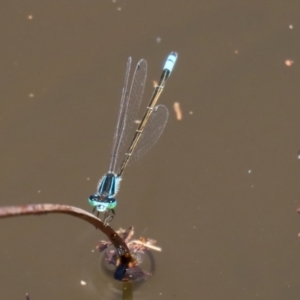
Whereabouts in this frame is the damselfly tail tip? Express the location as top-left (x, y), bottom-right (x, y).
top-left (170, 51), bottom-right (178, 58)
top-left (163, 52), bottom-right (178, 74)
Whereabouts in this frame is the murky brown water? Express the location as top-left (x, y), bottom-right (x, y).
top-left (1, 1), bottom-right (300, 299)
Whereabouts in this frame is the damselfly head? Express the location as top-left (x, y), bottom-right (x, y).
top-left (96, 204), bottom-right (108, 212)
top-left (88, 194), bottom-right (100, 206)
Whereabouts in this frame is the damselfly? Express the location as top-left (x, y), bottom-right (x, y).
top-left (88, 52), bottom-right (178, 225)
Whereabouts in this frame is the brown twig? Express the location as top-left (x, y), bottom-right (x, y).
top-left (0, 204), bottom-right (133, 275)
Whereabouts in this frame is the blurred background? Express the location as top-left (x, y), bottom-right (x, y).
top-left (1, 1), bottom-right (300, 299)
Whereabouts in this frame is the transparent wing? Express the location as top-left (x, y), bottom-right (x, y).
top-left (109, 59), bottom-right (147, 172)
top-left (129, 104), bottom-right (169, 165)
top-left (109, 57), bottom-right (132, 172)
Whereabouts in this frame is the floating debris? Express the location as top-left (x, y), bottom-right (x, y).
top-left (285, 59), bottom-right (294, 67)
top-left (173, 102), bottom-right (182, 120)
top-left (80, 280), bottom-right (87, 286)
top-left (97, 226), bottom-right (161, 281)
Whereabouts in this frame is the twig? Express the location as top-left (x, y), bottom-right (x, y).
top-left (0, 203), bottom-right (133, 280)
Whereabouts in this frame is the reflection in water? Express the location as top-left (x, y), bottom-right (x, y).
top-left (98, 227), bottom-right (161, 281)
top-left (78, 227), bottom-right (160, 299)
